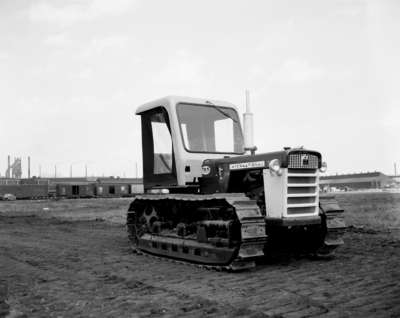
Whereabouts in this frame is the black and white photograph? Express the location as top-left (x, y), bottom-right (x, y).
top-left (1, 0), bottom-right (399, 317)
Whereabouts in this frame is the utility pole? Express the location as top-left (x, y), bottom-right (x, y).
top-left (85, 165), bottom-right (87, 178)
top-left (135, 162), bottom-right (138, 178)
top-left (39, 165), bottom-right (42, 178)
top-left (54, 165), bottom-right (57, 178)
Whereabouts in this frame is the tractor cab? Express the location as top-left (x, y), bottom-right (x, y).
top-left (136, 96), bottom-right (245, 192)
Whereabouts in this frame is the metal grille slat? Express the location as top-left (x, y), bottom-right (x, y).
top-left (287, 193), bottom-right (318, 197)
top-left (287, 173), bottom-right (317, 177)
top-left (287, 203), bottom-right (317, 208)
top-left (288, 183), bottom-right (318, 187)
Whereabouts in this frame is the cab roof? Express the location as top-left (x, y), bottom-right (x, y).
top-left (135, 95), bottom-right (239, 115)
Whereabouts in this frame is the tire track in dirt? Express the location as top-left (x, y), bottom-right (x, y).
top-left (0, 217), bottom-right (268, 317)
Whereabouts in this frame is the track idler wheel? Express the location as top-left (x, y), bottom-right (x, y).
top-left (314, 196), bottom-right (346, 258)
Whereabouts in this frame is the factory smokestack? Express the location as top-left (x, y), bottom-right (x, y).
top-left (7, 155), bottom-right (10, 178)
top-left (28, 156), bottom-right (31, 179)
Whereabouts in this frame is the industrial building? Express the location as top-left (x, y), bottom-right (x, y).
top-left (320, 172), bottom-right (397, 191)
top-left (0, 177), bottom-right (143, 199)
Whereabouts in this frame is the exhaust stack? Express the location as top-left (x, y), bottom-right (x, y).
top-left (243, 90), bottom-right (257, 155)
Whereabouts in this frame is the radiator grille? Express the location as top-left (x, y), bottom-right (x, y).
top-left (286, 168), bottom-right (318, 215)
top-left (288, 153), bottom-right (319, 169)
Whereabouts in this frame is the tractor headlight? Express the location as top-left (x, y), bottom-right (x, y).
top-left (201, 165), bottom-right (211, 175)
top-left (319, 161), bottom-right (327, 173)
top-left (268, 159), bottom-right (282, 176)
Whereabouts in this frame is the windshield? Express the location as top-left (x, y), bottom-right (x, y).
top-left (177, 103), bottom-right (244, 154)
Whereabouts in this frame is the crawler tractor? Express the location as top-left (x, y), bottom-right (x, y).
top-left (127, 95), bottom-right (345, 270)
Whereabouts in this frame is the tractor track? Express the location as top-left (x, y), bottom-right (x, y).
top-left (1, 215), bottom-right (400, 318)
top-left (128, 193), bottom-right (268, 271)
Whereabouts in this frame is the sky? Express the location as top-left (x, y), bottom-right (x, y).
top-left (0, 0), bottom-right (399, 178)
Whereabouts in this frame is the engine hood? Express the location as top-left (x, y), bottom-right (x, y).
top-left (202, 148), bottom-right (322, 170)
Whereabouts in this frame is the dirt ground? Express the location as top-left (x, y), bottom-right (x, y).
top-left (1, 193), bottom-right (400, 317)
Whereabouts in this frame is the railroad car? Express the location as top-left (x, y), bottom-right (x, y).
top-left (0, 184), bottom-right (49, 199)
top-left (56, 182), bottom-right (95, 198)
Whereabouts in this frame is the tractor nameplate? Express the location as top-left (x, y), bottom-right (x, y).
top-left (230, 161), bottom-right (265, 170)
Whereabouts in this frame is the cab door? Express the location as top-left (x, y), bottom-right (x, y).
top-left (140, 107), bottom-right (177, 190)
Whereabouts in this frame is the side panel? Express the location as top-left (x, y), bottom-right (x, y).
top-left (263, 169), bottom-right (287, 218)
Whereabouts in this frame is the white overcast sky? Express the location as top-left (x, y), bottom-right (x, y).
top-left (0, 0), bottom-right (399, 177)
